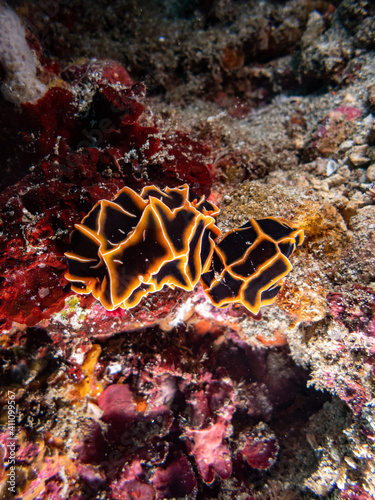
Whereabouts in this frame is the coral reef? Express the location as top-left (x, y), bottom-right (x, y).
top-left (1, 0), bottom-right (375, 499)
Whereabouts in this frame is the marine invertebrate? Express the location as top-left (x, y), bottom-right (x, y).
top-left (0, 59), bottom-right (213, 328)
top-left (65, 184), bottom-right (221, 310)
top-left (201, 217), bottom-right (304, 314)
top-left (0, 3), bottom-right (47, 105)
top-left (66, 186), bottom-right (304, 315)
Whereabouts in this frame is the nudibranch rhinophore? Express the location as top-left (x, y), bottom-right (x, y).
top-left (65, 184), bottom-right (304, 314)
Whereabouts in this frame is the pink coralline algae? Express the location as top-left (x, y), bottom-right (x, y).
top-left (0, 251), bottom-right (332, 500)
top-left (48, 328), bottom-right (307, 499)
top-left (340, 484), bottom-right (374, 500)
top-left (0, 59), bottom-right (213, 329)
top-left (184, 417), bottom-right (232, 483)
top-left (73, 380), bottom-right (188, 498)
top-left (76, 383), bottom-right (173, 469)
top-left (328, 284), bottom-right (375, 338)
top-left (182, 370), bottom-right (235, 484)
top-left (151, 453), bottom-right (197, 499)
top-left (325, 284), bottom-right (375, 415)
top-left (303, 105), bottom-right (363, 159)
top-left (111, 478), bottom-right (155, 500)
top-left (0, 430), bottom-right (76, 500)
top-left (238, 423), bottom-right (279, 470)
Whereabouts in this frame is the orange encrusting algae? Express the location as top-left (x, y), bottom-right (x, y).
top-left (69, 344), bottom-right (103, 401)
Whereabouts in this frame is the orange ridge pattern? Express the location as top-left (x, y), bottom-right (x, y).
top-left (200, 217), bottom-right (304, 313)
top-left (65, 185), bottom-right (304, 314)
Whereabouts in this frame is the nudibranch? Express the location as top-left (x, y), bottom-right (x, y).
top-left (65, 184), bottom-right (304, 314)
top-left (200, 217), bottom-right (304, 314)
top-left (64, 184), bottom-right (221, 310)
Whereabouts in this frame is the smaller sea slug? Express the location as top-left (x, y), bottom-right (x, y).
top-left (200, 217), bottom-right (304, 314)
top-left (65, 185), bottom-right (304, 314)
top-left (65, 184), bottom-right (221, 310)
